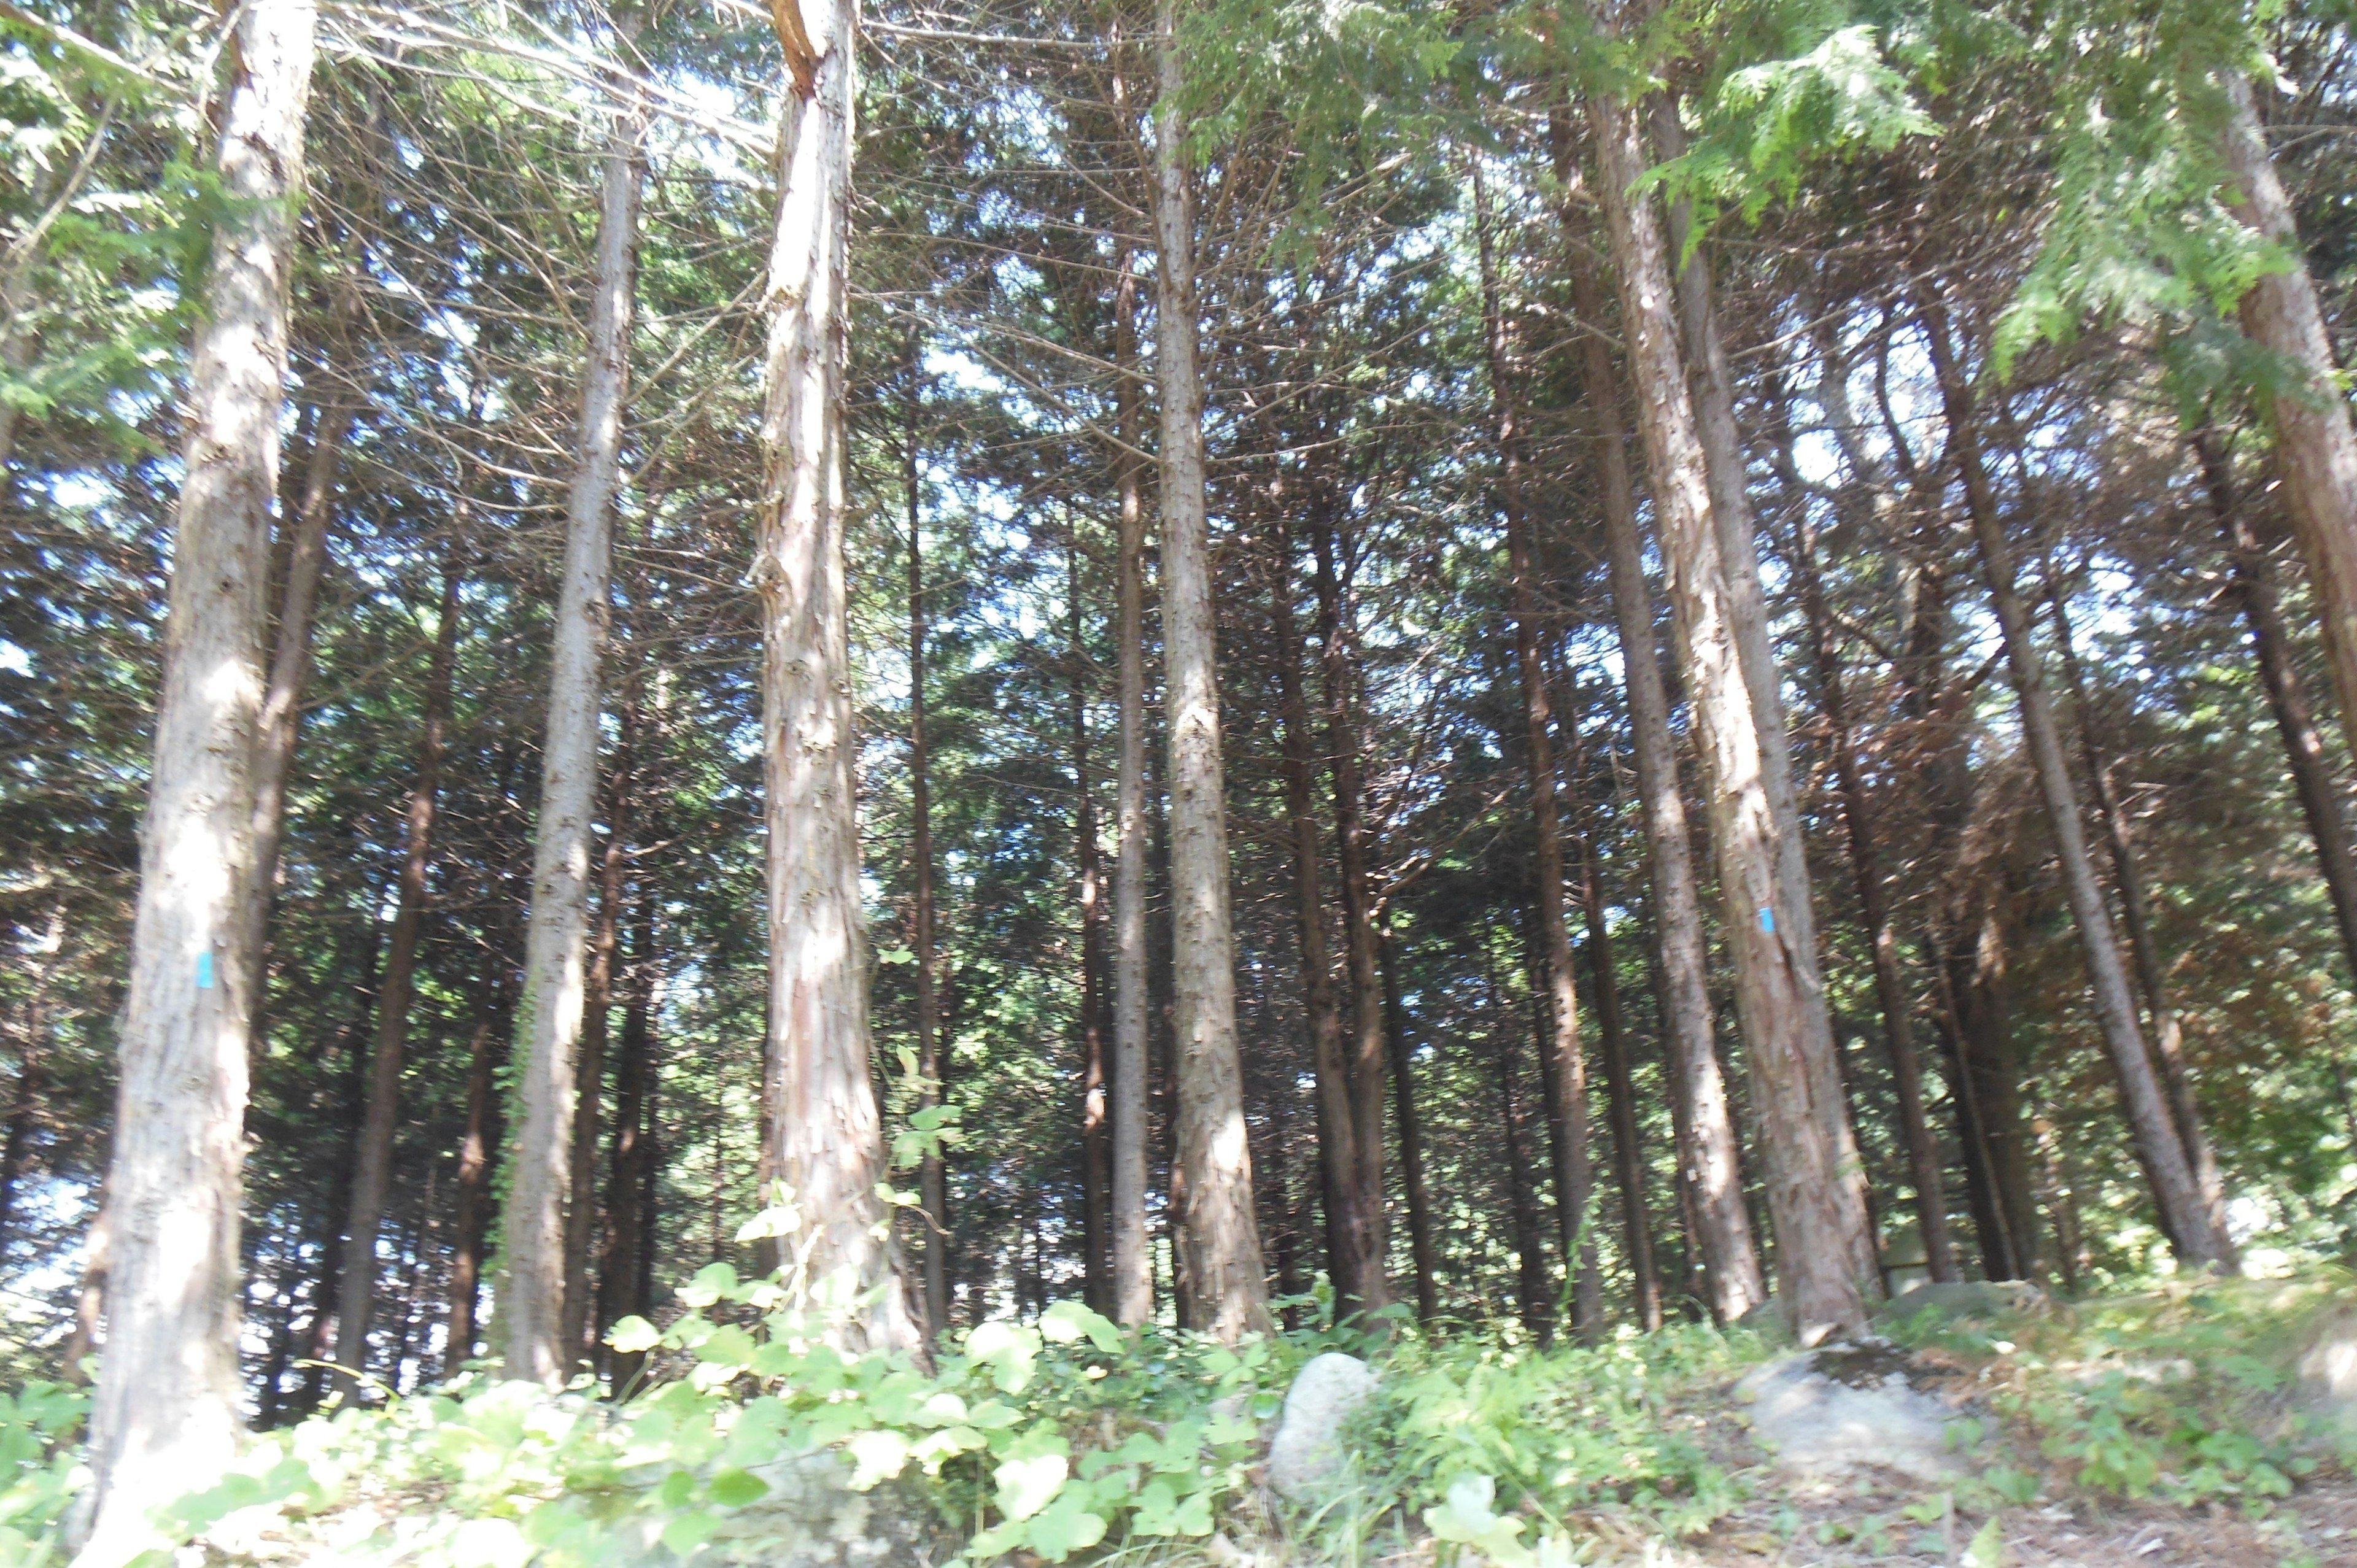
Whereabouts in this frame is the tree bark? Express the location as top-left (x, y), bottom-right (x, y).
top-left (1109, 250), bottom-right (1154, 1327)
top-left (1468, 158), bottom-right (1601, 1335)
top-left (753, 0), bottom-right (922, 1355)
top-left (561, 696), bottom-right (631, 1369)
top-left (1761, 382), bottom-right (1959, 1284)
top-left (1151, 0), bottom-right (1269, 1342)
top-left (599, 890), bottom-right (658, 1388)
top-left (1309, 510), bottom-right (1392, 1300)
top-left (905, 403), bottom-right (949, 1338)
top-left (0, 905), bottom-right (62, 1251)
top-left (1272, 546), bottom-right (1380, 1317)
top-left (1587, 92), bottom-right (1876, 1330)
top-left (2200, 430), bottom-right (2357, 975)
top-left (1553, 180), bottom-right (1766, 1324)
top-left (503, 61), bottom-right (644, 1386)
top-left (2218, 72), bottom-right (2357, 759)
top-left (1917, 290), bottom-right (2235, 1269)
top-left (78, 0), bottom-right (317, 1551)
top-left (332, 557), bottom-right (462, 1394)
top-left (1070, 525), bottom-right (1113, 1314)
top-left (1376, 924), bottom-right (1441, 1323)
top-left (445, 958), bottom-right (512, 1373)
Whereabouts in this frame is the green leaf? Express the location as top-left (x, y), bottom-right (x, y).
top-left (710, 1467), bottom-right (770, 1508)
top-left (606, 1316), bottom-right (661, 1355)
top-left (1425, 1474), bottom-right (1534, 1568)
top-left (662, 1510), bottom-right (721, 1556)
top-left (1965, 1516), bottom-right (2004, 1568)
top-left (1039, 1299), bottom-right (1124, 1353)
top-left (1025, 1493), bottom-right (1108, 1562)
top-left (678, 1262), bottom-right (739, 1308)
top-left (993, 1451), bottom-right (1069, 1521)
top-left (846, 1429), bottom-right (911, 1490)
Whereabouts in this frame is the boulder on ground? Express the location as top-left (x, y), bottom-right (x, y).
top-left (2300, 1307), bottom-right (2357, 1427)
top-left (1266, 1351), bottom-right (1379, 1501)
top-left (1875, 1279), bottom-right (2045, 1325)
top-left (1735, 1341), bottom-right (1962, 1482)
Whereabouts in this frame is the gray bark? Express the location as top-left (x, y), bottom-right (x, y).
top-left (753, 0), bottom-right (922, 1355)
top-left (77, 0), bottom-right (317, 1553)
top-left (502, 62), bottom-right (643, 1385)
top-left (1152, 0), bottom-right (1269, 1340)
top-left (1110, 252), bottom-right (1153, 1326)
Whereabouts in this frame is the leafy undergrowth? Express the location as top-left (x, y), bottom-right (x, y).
top-left (8, 1271), bottom-right (2357, 1567)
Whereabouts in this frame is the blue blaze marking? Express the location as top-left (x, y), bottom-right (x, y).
top-left (196, 951), bottom-right (215, 989)
top-left (1759, 906), bottom-right (1776, 934)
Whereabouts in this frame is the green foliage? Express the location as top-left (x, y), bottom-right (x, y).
top-left (0, 1381), bottom-right (83, 1567)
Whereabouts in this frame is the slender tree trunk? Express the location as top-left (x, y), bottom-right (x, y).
top-left (2201, 430), bottom-right (2357, 974)
top-left (298, 884), bottom-right (385, 1415)
top-left (1272, 554), bottom-right (1379, 1316)
top-left (561, 698), bottom-right (632, 1369)
top-left (754, 0), bottom-right (921, 1355)
top-left (1309, 512), bottom-right (1392, 1298)
top-left (332, 558), bottom-right (462, 1394)
top-left (503, 55), bottom-right (644, 1386)
top-left (1469, 158), bottom-right (1601, 1335)
top-left (1151, 0), bottom-right (1268, 1341)
top-left (1558, 713), bottom-right (1662, 1330)
top-left (907, 411), bottom-right (948, 1338)
top-left (1070, 527), bottom-right (1113, 1314)
top-left (1376, 924), bottom-right (1440, 1323)
top-left (2218, 73), bottom-right (2357, 755)
top-left (1918, 291), bottom-right (2233, 1269)
top-left (1109, 251), bottom-right (1154, 1327)
top-left (1761, 388), bottom-right (1959, 1283)
top-left (1481, 954), bottom-right (1552, 1342)
top-left (600, 893), bottom-right (657, 1388)
top-left (78, 1), bottom-right (317, 1548)
top-left (62, 1193), bottom-right (109, 1385)
top-left (2042, 565), bottom-right (2228, 1233)
top-left (241, 281), bottom-right (361, 1010)
top-left (1556, 124), bottom-right (1770, 1325)
top-left (445, 977), bottom-right (509, 1372)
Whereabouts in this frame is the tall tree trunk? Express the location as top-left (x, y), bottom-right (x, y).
top-left (1917, 291), bottom-right (2234, 1269)
top-left (296, 879), bottom-right (386, 1415)
top-left (241, 280), bottom-right (361, 1016)
top-left (2200, 429), bottom-right (2357, 975)
top-left (1070, 527), bottom-right (1113, 1314)
top-left (1558, 709), bottom-right (1663, 1330)
top-left (2041, 564), bottom-right (2229, 1235)
top-left (1109, 250), bottom-right (1154, 1327)
top-left (561, 696), bottom-right (632, 1369)
top-left (2218, 73), bottom-right (2357, 757)
top-left (332, 557), bottom-right (462, 1393)
top-left (1493, 967), bottom-right (1554, 1345)
top-left (907, 409), bottom-right (948, 1338)
top-left (1376, 924), bottom-right (1441, 1323)
top-left (1569, 110), bottom-right (1795, 1326)
top-left (444, 957), bottom-right (512, 1373)
top-left (1271, 550), bottom-right (1380, 1317)
top-left (1468, 158), bottom-right (1601, 1335)
top-left (1309, 510), bottom-right (1392, 1300)
top-left (503, 53), bottom-right (644, 1386)
top-left (600, 891), bottom-right (658, 1388)
top-left (79, 0), bottom-right (317, 1548)
top-left (1761, 384), bottom-right (1959, 1283)
top-left (1151, 0), bottom-right (1269, 1342)
top-left (754, 0), bottom-right (921, 1355)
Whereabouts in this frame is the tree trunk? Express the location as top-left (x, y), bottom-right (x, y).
top-left (753, 0), bottom-right (921, 1356)
top-left (444, 961), bottom-right (511, 1373)
top-left (1070, 526), bottom-right (1113, 1314)
top-left (1492, 965), bottom-right (1554, 1345)
top-left (1309, 511), bottom-right (1392, 1299)
top-left (296, 881), bottom-right (386, 1415)
top-left (78, 0), bottom-right (317, 1550)
top-left (1151, 0), bottom-right (1269, 1342)
top-left (1272, 549), bottom-right (1380, 1317)
top-left (1109, 250), bottom-right (1154, 1327)
top-left (2041, 563), bottom-right (2228, 1236)
top-left (561, 697), bottom-right (631, 1369)
top-left (1376, 925), bottom-right (1441, 1322)
top-left (332, 557), bottom-right (462, 1394)
top-left (1590, 96), bottom-right (1868, 1326)
top-left (1761, 384), bottom-right (1959, 1284)
top-left (2218, 72), bottom-right (2357, 758)
top-left (0, 905), bottom-right (62, 1251)
top-left (907, 407), bottom-right (948, 1338)
top-left (502, 56), bottom-right (644, 1386)
top-left (241, 280), bottom-right (361, 1014)
top-left (1552, 178), bottom-right (1765, 1324)
top-left (2201, 429), bottom-right (2357, 975)
top-left (600, 891), bottom-right (658, 1389)
top-left (1918, 290), bottom-right (2234, 1269)
top-left (1468, 157), bottom-right (1601, 1335)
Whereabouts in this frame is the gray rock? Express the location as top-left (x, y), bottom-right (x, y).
top-left (1266, 1351), bottom-right (1380, 1502)
top-left (1876, 1280), bottom-right (2044, 1325)
top-left (1735, 1341), bottom-right (1962, 1482)
top-left (2300, 1307), bottom-right (2357, 1427)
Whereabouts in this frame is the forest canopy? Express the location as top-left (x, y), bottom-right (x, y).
top-left (3, 0), bottom-right (2357, 1557)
